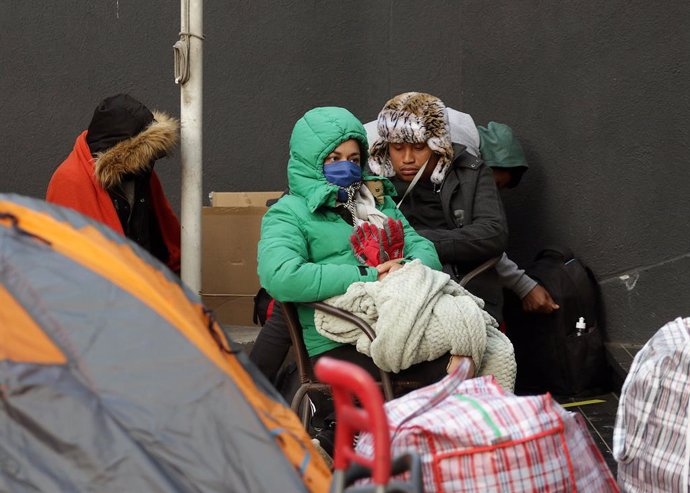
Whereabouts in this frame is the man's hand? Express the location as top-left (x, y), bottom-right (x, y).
top-left (351, 222), bottom-right (388, 266)
top-left (376, 259), bottom-right (404, 281)
top-left (522, 284), bottom-right (560, 314)
top-left (381, 217), bottom-right (405, 260)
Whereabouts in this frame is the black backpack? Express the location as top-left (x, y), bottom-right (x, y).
top-left (503, 246), bottom-right (609, 396)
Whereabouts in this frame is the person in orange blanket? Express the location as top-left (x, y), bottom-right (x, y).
top-left (47, 94), bottom-right (181, 274)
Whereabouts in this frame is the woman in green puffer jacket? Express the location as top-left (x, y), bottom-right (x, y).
top-left (257, 106), bottom-right (448, 382)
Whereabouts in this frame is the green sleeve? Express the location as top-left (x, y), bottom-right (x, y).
top-left (257, 202), bottom-right (378, 302)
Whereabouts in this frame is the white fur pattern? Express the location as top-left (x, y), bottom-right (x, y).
top-left (368, 92), bottom-right (455, 186)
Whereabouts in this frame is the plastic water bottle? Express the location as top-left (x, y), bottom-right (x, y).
top-left (575, 317), bottom-right (587, 336)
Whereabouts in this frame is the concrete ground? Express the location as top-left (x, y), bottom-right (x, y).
top-left (554, 343), bottom-right (643, 477)
top-left (556, 391), bottom-right (621, 475)
top-left (224, 325), bottom-right (260, 355)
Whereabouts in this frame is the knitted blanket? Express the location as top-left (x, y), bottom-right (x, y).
top-left (314, 260), bottom-right (516, 390)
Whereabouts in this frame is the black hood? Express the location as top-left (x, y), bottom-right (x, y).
top-left (86, 94), bottom-right (154, 154)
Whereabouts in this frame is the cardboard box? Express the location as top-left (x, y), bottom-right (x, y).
top-left (201, 191), bottom-right (282, 326)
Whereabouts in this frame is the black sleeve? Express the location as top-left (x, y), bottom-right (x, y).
top-left (416, 164), bottom-right (508, 266)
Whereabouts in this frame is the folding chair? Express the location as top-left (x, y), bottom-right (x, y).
top-left (282, 301), bottom-right (395, 427)
top-left (283, 255), bottom-right (501, 428)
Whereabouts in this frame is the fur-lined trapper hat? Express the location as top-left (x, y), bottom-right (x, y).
top-left (86, 94), bottom-right (179, 189)
top-left (369, 92), bottom-right (453, 185)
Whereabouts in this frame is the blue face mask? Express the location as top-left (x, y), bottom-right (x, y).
top-left (323, 160), bottom-right (362, 201)
top-left (323, 160), bottom-right (362, 187)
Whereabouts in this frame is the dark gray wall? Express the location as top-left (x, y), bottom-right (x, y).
top-left (2, 1), bottom-right (688, 342)
top-left (458, 2), bottom-right (690, 342)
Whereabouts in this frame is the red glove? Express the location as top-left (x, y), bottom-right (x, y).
top-left (350, 222), bottom-right (389, 266)
top-left (381, 217), bottom-right (405, 260)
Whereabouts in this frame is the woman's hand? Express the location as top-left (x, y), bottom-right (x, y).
top-left (376, 259), bottom-right (404, 281)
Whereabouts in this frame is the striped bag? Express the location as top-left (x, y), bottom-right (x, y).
top-left (613, 317), bottom-right (690, 492)
top-left (356, 374), bottom-right (617, 492)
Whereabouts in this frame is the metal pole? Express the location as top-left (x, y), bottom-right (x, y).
top-left (179, 0), bottom-right (203, 293)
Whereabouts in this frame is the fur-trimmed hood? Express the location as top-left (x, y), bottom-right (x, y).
top-left (368, 92), bottom-right (454, 185)
top-left (94, 111), bottom-right (178, 189)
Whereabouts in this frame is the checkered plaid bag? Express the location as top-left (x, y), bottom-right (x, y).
top-left (613, 317), bottom-right (690, 492)
top-left (356, 374), bottom-right (617, 492)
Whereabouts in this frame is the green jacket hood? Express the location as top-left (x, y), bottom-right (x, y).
top-left (478, 121), bottom-right (528, 188)
top-left (288, 107), bottom-right (394, 212)
top-left (478, 122), bottom-right (528, 169)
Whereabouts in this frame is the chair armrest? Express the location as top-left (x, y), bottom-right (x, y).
top-left (306, 302), bottom-right (393, 401)
top-left (306, 302), bottom-right (377, 341)
top-left (458, 255), bottom-right (501, 287)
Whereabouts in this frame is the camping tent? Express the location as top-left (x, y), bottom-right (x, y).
top-left (0, 194), bottom-right (330, 492)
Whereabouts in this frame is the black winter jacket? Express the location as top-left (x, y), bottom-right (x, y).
top-left (396, 145), bottom-right (508, 319)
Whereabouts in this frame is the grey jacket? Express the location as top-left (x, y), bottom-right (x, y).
top-left (495, 253), bottom-right (538, 299)
top-left (398, 145), bottom-right (509, 319)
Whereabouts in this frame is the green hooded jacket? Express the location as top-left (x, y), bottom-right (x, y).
top-left (257, 107), bottom-right (441, 357)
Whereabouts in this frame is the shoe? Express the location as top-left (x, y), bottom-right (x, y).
top-left (311, 419), bottom-right (335, 457)
top-left (311, 438), bottom-right (334, 468)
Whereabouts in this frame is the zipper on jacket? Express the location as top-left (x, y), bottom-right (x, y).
top-left (110, 187), bottom-right (135, 230)
top-left (438, 169), bottom-right (459, 230)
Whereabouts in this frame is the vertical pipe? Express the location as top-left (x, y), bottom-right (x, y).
top-left (180, 0), bottom-right (203, 293)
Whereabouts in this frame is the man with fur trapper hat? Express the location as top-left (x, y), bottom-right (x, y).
top-left (368, 92), bottom-right (508, 320)
top-left (47, 94), bottom-right (181, 274)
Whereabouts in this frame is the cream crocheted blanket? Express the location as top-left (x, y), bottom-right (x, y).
top-left (314, 260), bottom-right (516, 391)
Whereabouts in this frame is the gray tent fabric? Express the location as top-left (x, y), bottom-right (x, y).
top-left (0, 194), bottom-right (317, 493)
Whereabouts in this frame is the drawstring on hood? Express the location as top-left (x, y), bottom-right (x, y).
top-left (342, 181), bottom-right (362, 225)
